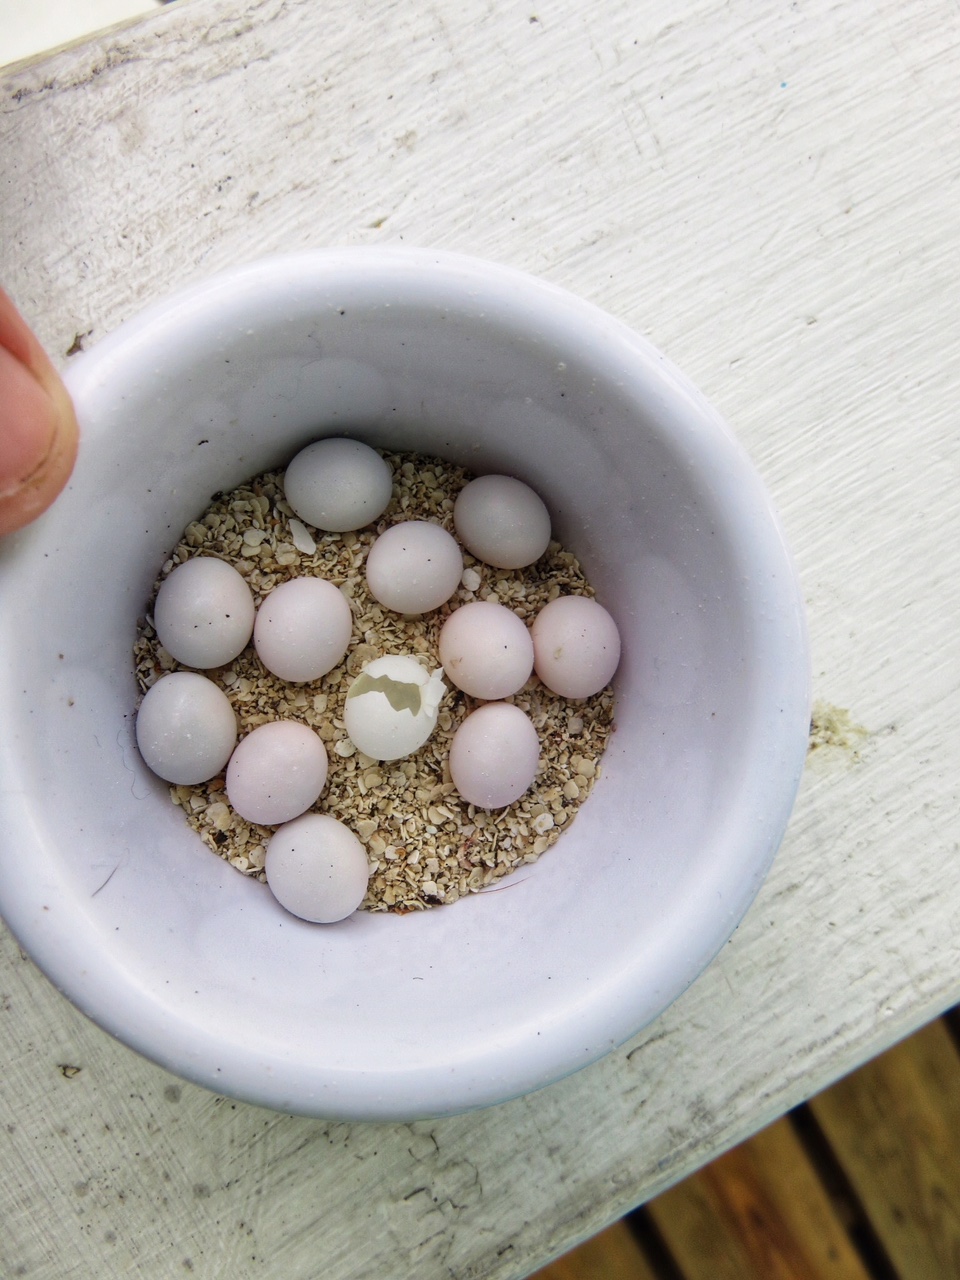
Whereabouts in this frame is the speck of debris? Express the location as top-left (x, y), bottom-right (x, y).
top-left (66, 331), bottom-right (92, 357)
top-left (58, 1063), bottom-right (82, 1078)
top-left (808, 701), bottom-right (869, 759)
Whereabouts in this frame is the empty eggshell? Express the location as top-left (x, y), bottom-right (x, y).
top-left (531, 595), bottom-right (621, 699)
top-left (344, 654), bottom-right (446, 761)
top-left (153, 556), bottom-right (255, 669)
top-left (265, 813), bottom-right (370, 923)
top-left (283, 437), bottom-right (393, 532)
top-left (226, 720), bottom-right (328, 826)
top-left (449, 702), bottom-right (540, 809)
top-left (439, 600), bottom-right (534, 700)
top-left (135, 671), bottom-right (237, 785)
top-left (365, 521), bottom-right (463, 615)
top-left (453, 474), bottom-right (551, 569)
top-left (254, 577), bottom-right (352, 682)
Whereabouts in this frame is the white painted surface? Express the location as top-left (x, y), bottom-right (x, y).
top-left (0, 0), bottom-right (164, 68)
top-left (0, 0), bottom-right (958, 1275)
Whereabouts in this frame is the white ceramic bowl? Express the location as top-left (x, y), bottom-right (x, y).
top-left (0, 249), bottom-right (809, 1118)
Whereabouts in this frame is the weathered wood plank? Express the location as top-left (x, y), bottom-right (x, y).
top-left (645, 1117), bottom-right (873, 1280)
top-left (811, 1020), bottom-right (960, 1278)
top-left (529, 1221), bottom-right (659, 1280)
top-left (1, 0), bottom-right (960, 1277)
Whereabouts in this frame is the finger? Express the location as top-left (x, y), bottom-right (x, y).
top-left (0, 290), bottom-right (79, 537)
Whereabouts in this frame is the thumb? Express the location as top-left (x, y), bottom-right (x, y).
top-left (0, 289), bottom-right (79, 537)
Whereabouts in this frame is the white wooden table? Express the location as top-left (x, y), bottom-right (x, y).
top-left (2, 0), bottom-right (959, 1275)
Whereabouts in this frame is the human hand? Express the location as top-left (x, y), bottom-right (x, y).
top-left (0, 288), bottom-right (79, 537)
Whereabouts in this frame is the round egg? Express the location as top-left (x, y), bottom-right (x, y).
top-left (453, 474), bottom-right (551, 569)
top-left (254, 577), bottom-right (352, 682)
top-left (265, 814), bottom-right (370, 923)
top-left (531, 595), bottom-right (621, 699)
top-left (135, 671), bottom-right (237, 785)
top-left (153, 556), bottom-right (255, 669)
top-left (226, 720), bottom-right (328, 826)
top-left (439, 601), bottom-right (534, 700)
top-left (449, 703), bottom-right (540, 809)
top-left (283, 437), bottom-right (393, 532)
top-left (365, 521), bottom-right (462, 615)
top-left (344, 655), bottom-right (446, 761)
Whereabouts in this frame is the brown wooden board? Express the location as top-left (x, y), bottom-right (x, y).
top-left (644, 1115), bottom-right (873, 1280)
top-left (810, 1018), bottom-right (960, 1278)
top-left (528, 1220), bottom-right (660, 1280)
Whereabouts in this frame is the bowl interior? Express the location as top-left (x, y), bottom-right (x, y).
top-left (0, 249), bottom-right (809, 1117)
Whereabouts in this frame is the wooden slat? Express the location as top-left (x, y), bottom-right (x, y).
top-left (529, 1220), bottom-right (659, 1280)
top-left (810, 1018), bottom-right (960, 1278)
top-left (645, 1116), bottom-right (873, 1280)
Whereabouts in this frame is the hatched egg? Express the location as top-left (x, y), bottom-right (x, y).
top-left (531, 595), bottom-right (621, 699)
top-left (265, 813), bottom-right (370, 923)
top-left (254, 577), bottom-right (352, 682)
top-left (226, 720), bottom-right (328, 825)
top-left (344, 654), bottom-right (446, 761)
top-left (153, 556), bottom-right (255, 669)
top-left (365, 521), bottom-right (462, 615)
top-left (135, 671), bottom-right (237, 785)
top-left (453, 474), bottom-right (551, 569)
top-left (283, 437), bottom-right (392, 532)
top-left (439, 600), bottom-right (534, 700)
top-left (448, 703), bottom-right (540, 809)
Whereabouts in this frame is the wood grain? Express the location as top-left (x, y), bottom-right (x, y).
top-left (1, 0), bottom-right (960, 1276)
top-left (646, 1118), bottom-right (873, 1280)
top-left (811, 1020), bottom-right (960, 1277)
top-left (529, 1221), bottom-right (658, 1280)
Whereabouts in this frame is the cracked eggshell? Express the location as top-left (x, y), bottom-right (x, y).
top-left (343, 654), bottom-right (446, 761)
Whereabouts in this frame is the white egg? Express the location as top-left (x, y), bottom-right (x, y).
top-left (365, 521), bottom-right (463, 615)
top-left (453, 474), bottom-right (551, 569)
top-left (439, 600), bottom-right (534, 700)
top-left (448, 703), bottom-right (540, 809)
top-left (254, 577), bottom-right (352, 682)
top-left (226, 720), bottom-right (328, 825)
top-left (344, 654), bottom-right (446, 761)
top-left (153, 556), bottom-right (255, 669)
top-left (531, 595), bottom-right (621, 699)
top-left (283, 437), bottom-right (393, 532)
top-left (265, 813), bottom-right (370, 923)
top-left (136, 671), bottom-right (237, 785)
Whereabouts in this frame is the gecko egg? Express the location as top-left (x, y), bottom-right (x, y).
top-left (135, 671), bottom-right (237, 785)
top-left (226, 721), bottom-right (328, 825)
top-left (449, 703), bottom-right (540, 809)
top-left (265, 813), bottom-right (370, 923)
top-left (365, 521), bottom-right (462, 615)
top-left (531, 595), bottom-right (621, 699)
top-left (438, 600), bottom-right (534, 700)
top-left (283, 437), bottom-right (393, 532)
top-left (153, 556), bottom-right (255, 669)
top-left (453, 474), bottom-right (551, 569)
top-left (254, 577), bottom-right (352, 682)
top-left (344, 654), bottom-right (446, 761)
